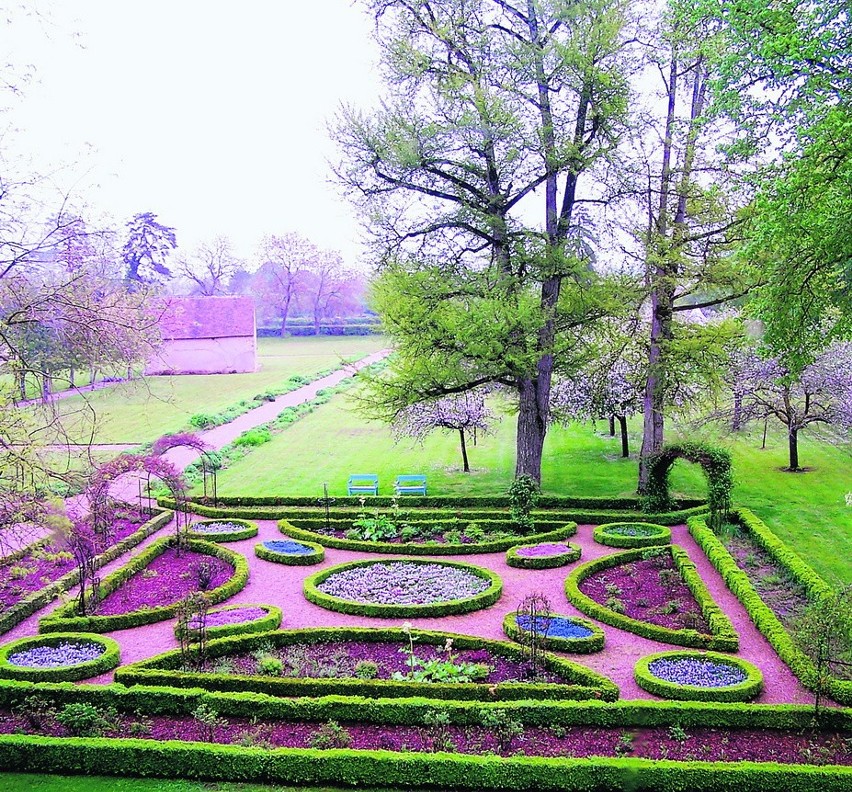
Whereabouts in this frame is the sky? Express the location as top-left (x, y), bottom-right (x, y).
top-left (3, 0), bottom-right (383, 269)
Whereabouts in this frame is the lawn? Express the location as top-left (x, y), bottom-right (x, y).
top-left (209, 392), bottom-right (852, 585)
top-left (43, 336), bottom-right (387, 445)
top-left (0, 774), bottom-right (391, 791)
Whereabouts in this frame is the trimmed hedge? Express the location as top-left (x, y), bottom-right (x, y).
top-left (0, 735), bottom-right (849, 790)
top-left (175, 604), bottom-right (283, 642)
top-left (565, 546), bottom-right (739, 652)
top-left (254, 539), bottom-right (325, 565)
top-left (0, 509), bottom-right (173, 637)
top-left (0, 632), bottom-right (120, 682)
top-left (115, 626), bottom-right (619, 702)
top-left (594, 522), bottom-right (672, 549)
top-left (303, 558), bottom-right (503, 618)
top-left (38, 538), bottom-right (249, 634)
top-left (506, 542), bottom-right (582, 569)
top-left (502, 612), bottom-right (605, 654)
top-left (634, 650), bottom-right (764, 702)
top-left (688, 512), bottom-right (852, 706)
top-left (186, 518), bottom-right (258, 542)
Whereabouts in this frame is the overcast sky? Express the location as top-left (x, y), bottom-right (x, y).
top-left (3, 0), bottom-right (383, 268)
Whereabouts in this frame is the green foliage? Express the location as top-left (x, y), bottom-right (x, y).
top-left (479, 708), bottom-right (525, 755)
top-left (508, 475), bottom-right (540, 534)
top-left (191, 701), bottom-right (226, 742)
top-left (354, 660), bottom-right (379, 680)
top-left (233, 427), bottom-right (272, 447)
top-left (257, 656), bottom-right (284, 677)
top-left (392, 637), bottom-right (490, 684)
top-left (505, 542), bottom-right (581, 570)
top-left (186, 519), bottom-right (259, 542)
top-left (0, 633), bottom-right (120, 683)
top-left (594, 523), bottom-right (672, 549)
top-left (309, 720), bottom-right (351, 750)
top-left (502, 612), bottom-right (605, 655)
top-left (55, 702), bottom-right (116, 737)
top-left (254, 540), bottom-right (325, 566)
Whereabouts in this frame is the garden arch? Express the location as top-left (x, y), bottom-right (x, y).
top-left (644, 442), bottom-right (733, 529)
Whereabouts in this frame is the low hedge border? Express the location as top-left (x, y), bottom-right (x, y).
top-left (0, 735), bottom-right (849, 790)
top-left (175, 604), bottom-right (282, 641)
top-left (186, 518), bottom-right (258, 542)
top-left (0, 632), bottom-right (120, 682)
top-left (565, 546), bottom-right (739, 652)
top-left (38, 538), bottom-right (249, 634)
top-left (687, 513), bottom-right (852, 706)
top-left (279, 519), bottom-right (578, 556)
top-left (254, 539), bottom-right (325, 566)
top-left (502, 612), bottom-right (605, 654)
top-left (506, 542), bottom-right (582, 569)
top-left (594, 522), bottom-right (672, 549)
top-left (0, 509), bottom-right (173, 637)
top-left (303, 558), bottom-right (503, 618)
top-left (115, 626), bottom-right (619, 702)
top-left (634, 650), bottom-right (764, 703)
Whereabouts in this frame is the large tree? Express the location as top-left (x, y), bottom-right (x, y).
top-left (336, 0), bottom-right (633, 483)
top-left (253, 233), bottom-right (315, 335)
top-left (176, 236), bottom-right (241, 296)
top-left (122, 211), bottom-right (178, 286)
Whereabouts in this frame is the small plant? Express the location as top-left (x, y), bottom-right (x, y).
top-left (310, 720), bottom-right (352, 749)
top-left (605, 583), bottom-right (622, 596)
top-left (55, 702), bottom-right (116, 737)
top-left (550, 723), bottom-right (567, 739)
top-left (480, 709), bottom-right (524, 754)
top-left (257, 656), bottom-right (284, 676)
top-left (354, 660), bottom-right (379, 680)
top-left (615, 731), bottom-right (634, 756)
top-left (605, 596), bottom-right (627, 614)
top-left (12, 695), bottom-right (56, 731)
top-left (668, 724), bottom-right (688, 742)
top-left (128, 718), bottom-right (153, 737)
top-left (192, 702), bottom-right (226, 742)
top-left (636, 597), bottom-right (650, 608)
top-left (194, 561), bottom-right (213, 591)
top-left (423, 709), bottom-right (455, 753)
top-left (350, 510), bottom-right (399, 542)
top-left (658, 568), bottom-right (680, 588)
top-left (508, 475), bottom-right (539, 533)
top-left (659, 599), bottom-right (682, 615)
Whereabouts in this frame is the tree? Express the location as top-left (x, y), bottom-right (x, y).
top-left (253, 233), bottom-right (315, 334)
top-left (336, 0), bottom-right (634, 483)
top-left (302, 250), bottom-right (348, 335)
top-left (176, 236), bottom-right (241, 296)
top-left (392, 390), bottom-right (496, 473)
top-left (122, 212), bottom-right (177, 286)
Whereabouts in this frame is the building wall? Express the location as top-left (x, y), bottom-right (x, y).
top-left (145, 336), bottom-right (257, 375)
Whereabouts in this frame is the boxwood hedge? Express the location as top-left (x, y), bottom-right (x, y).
top-left (593, 522), bottom-right (672, 549)
top-left (502, 612), bottom-right (605, 654)
top-left (186, 518), bottom-right (258, 542)
top-left (254, 539), bottom-right (325, 565)
top-left (506, 542), bottom-right (582, 569)
top-left (0, 632), bottom-right (120, 682)
top-left (174, 604), bottom-right (283, 641)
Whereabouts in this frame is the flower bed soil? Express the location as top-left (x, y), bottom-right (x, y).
top-left (0, 709), bottom-right (848, 764)
top-left (577, 550), bottom-right (711, 633)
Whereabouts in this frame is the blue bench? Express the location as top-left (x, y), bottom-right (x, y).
top-left (394, 474), bottom-right (427, 496)
top-left (347, 474), bottom-right (379, 496)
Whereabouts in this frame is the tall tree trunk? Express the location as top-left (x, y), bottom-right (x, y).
top-left (788, 426), bottom-right (800, 470)
top-left (18, 372), bottom-right (26, 401)
top-left (732, 391), bottom-right (742, 431)
top-left (279, 295), bottom-right (292, 337)
top-left (41, 374), bottom-right (51, 402)
top-left (608, 415), bottom-right (616, 436)
top-left (618, 414), bottom-right (629, 458)
top-left (69, 365), bottom-right (75, 388)
top-left (516, 376), bottom-right (548, 483)
top-left (459, 428), bottom-right (470, 473)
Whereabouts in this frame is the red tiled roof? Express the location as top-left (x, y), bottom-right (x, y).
top-left (156, 296), bottom-right (256, 340)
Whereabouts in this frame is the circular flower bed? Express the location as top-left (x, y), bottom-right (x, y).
top-left (186, 519), bottom-right (258, 542)
top-left (593, 522), bottom-right (671, 548)
top-left (304, 559), bottom-right (503, 618)
top-left (255, 539), bottom-right (324, 566)
top-left (506, 542), bottom-right (581, 569)
top-left (634, 650), bottom-right (763, 702)
top-left (502, 612), bottom-right (604, 654)
top-left (0, 632), bottom-right (120, 682)
top-left (175, 603), bottom-right (282, 641)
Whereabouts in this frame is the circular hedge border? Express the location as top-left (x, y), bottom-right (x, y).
top-left (175, 603), bottom-right (283, 641)
top-left (634, 650), bottom-right (764, 702)
top-left (593, 522), bottom-right (672, 549)
top-left (255, 539), bottom-right (325, 566)
top-left (506, 542), bottom-right (581, 569)
top-left (186, 518), bottom-right (258, 542)
top-left (502, 612), bottom-right (605, 654)
top-left (303, 558), bottom-right (503, 618)
top-left (0, 632), bottom-right (120, 682)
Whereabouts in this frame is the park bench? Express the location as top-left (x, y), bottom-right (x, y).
top-left (394, 474), bottom-right (427, 496)
top-left (347, 474), bottom-right (379, 496)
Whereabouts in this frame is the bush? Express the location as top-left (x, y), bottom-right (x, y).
top-left (0, 633), bottom-right (120, 682)
top-left (506, 542), bottom-right (581, 569)
top-left (254, 539), bottom-right (325, 566)
top-left (502, 612), bottom-right (605, 655)
top-left (593, 522), bottom-right (672, 549)
top-left (233, 427), bottom-right (272, 447)
top-left (186, 519), bottom-right (259, 543)
top-left (174, 604), bottom-right (282, 642)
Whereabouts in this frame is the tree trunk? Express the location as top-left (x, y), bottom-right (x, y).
top-left (608, 415), bottom-right (616, 436)
top-left (459, 428), bottom-right (470, 473)
top-left (732, 391), bottom-right (742, 431)
top-left (618, 414), bottom-right (629, 458)
top-left (516, 377), bottom-right (548, 484)
top-left (18, 372), bottom-right (26, 401)
top-left (41, 374), bottom-right (51, 402)
top-left (279, 295), bottom-right (292, 337)
top-left (788, 426), bottom-right (800, 470)
top-left (69, 365), bottom-right (75, 388)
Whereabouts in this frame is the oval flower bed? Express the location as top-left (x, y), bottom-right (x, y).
top-left (502, 612), bottom-right (604, 654)
top-left (304, 559), bottom-right (503, 617)
top-left (506, 542), bottom-right (581, 569)
top-left (175, 604), bottom-right (282, 641)
top-left (593, 522), bottom-right (672, 549)
top-left (0, 632), bottom-right (120, 682)
top-left (255, 539), bottom-right (324, 566)
top-left (187, 519), bottom-right (258, 542)
top-left (634, 650), bottom-right (764, 702)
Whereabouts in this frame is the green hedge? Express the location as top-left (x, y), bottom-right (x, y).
top-left (186, 518), bottom-right (258, 542)
top-left (687, 513), bottom-right (852, 706)
top-left (303, 558), bottom-right (503, 618)
top-left (506, 542), bottom-right (582, 569)
top-left (278, 519), bottom-right (578, 555)
top-left (594, 522), bottom-right (672, 549)
top-left (0, 632), bottom-right (120, 682)
top-left (0, 735), bottom-right (849, 790)
top-left (0, 509), bottom-right (173, 637)
top-left (565, 546), bottom-right (739, 652)
top-left (115, 626), bottom-right (619, 702)
top-left (254, 539), bottom-right (325, 565)
top-left (38, 538), bottom-right (249, 634)
top-left (175, 604), bottom-right (283, 641)
top-left (634, 650), bottom-right (764, 702)
top-left (502, 612), bottom-right (605, 654)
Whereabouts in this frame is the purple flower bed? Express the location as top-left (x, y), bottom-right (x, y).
top-left (648, 656), bottom-right (747, 688)
top-left (191, 607), bottom-right (268, 630)
top-left (317, 562), bottom-right (489, 606)
top-left (94, 548), bottom-right (233, 616)
top-left (8, 641), bottom-right (104, 668)
top-left (189, 522), bottom-right (239, 534)
top-left (578, 550), bottom-right (711, 633)
top-left (516, 615), bottom-right (594, 640)
top-left (262, 540), bottom-right (314, 556)
top-left (515, 543), bottom-right (572, 558)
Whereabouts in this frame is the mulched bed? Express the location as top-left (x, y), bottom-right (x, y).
top-left (578, 550), bottom-right (711, 633)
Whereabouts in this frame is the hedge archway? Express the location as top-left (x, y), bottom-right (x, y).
top-left (644, 442), bottom-right (733, 529)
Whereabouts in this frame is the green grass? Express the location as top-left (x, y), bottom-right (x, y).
top-left (209, 392), bottom-right (852, 586)
top-left (45, 336), bottom-right (387, 445)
